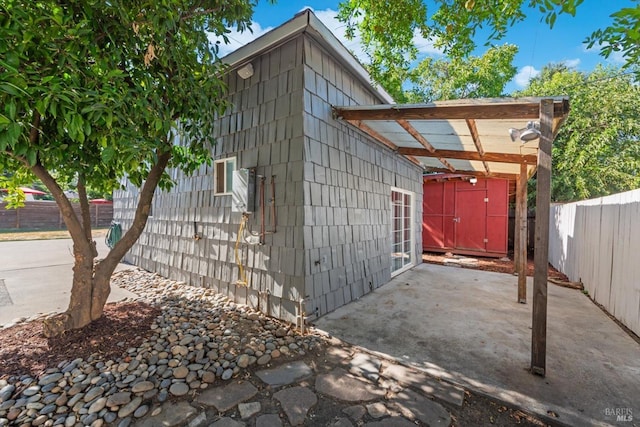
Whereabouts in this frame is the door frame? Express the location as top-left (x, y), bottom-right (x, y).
top-left (391, 187), bottom-right (416, 277)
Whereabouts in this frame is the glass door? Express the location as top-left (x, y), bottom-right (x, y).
top-left (391, 188), bottom-right (414, 276)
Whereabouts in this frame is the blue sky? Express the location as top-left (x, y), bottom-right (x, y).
top-left (216, 0), bottom-right (636, 94)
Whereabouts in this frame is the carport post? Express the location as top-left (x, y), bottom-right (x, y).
top-left (531, 99), bottom-right (554, 376)
top-left (516, 163), bottom-right (528, 303)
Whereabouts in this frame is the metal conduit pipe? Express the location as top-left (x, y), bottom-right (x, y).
top-left (269, 175), bottom-right (276, 233)
top-left (260, 176), bottom-right (266, 244)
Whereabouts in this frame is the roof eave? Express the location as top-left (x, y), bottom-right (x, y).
top-left (220, 9), bottom-right (394, 104)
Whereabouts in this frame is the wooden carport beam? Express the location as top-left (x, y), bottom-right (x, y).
top-left (348, 120), bottom-right (398, 150)
top-left (333, 100), bottom-right (568, 121)
top-left (424, 167), bottom-right (517, 180)
top-left (397, 147), bottom-right (537, 164)
top-left (397, 119), bottom-right (455, 172)
top-left (531, 98), bottom-right (554, 377)
top-left (465, 119), bottom-right (490, 175)
top-left (345, 120), bottom-right (424, 168)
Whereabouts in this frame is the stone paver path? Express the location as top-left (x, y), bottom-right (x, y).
top-left (195, 381), bottom-right (258, 412)
top-left (126, 350), bottom-right (454, 427)
top-left (273, 386), bottom-right (317, 426)
top-left (255, 361), bottom-right (313, 388)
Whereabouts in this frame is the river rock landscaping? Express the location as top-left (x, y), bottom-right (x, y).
top-left (0, 269), bottom-right (323, 426)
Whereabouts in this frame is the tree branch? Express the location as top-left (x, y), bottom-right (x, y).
top-left (29, 111), bottom-right (41, 144)
top-left (98, 148), bottom-right (172, 275)
top-left (29, 161), bottom-right (92, 254)
top-left (180, 7), bottom-right (223, 21)
top-left (77, 174), bottom-right (98, 257)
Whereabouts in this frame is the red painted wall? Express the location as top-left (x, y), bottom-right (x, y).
top-left (422, 178), bottom-right (508, 257)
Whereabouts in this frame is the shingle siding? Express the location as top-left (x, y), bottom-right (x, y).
top-left (300, 38), bottom-right (422, 320)
top-left (114, 32), bottom-right (422, 326)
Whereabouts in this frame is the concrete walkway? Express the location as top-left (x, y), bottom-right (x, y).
top-left (316, 263), bottom-right (640, 427)
top-left (0, 238), bottom-right (135, 326)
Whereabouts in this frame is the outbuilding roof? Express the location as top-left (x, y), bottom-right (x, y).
top-left (222, 8), bottom-right (393, 104)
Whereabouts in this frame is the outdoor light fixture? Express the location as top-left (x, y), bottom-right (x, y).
top-left (237, 63), bottom-right (254, 79)
top-left (508, 121), bottom-right (541, 143)
top-left (469, 177), bottom-right (478, 185)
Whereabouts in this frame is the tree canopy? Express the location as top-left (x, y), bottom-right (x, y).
top-left (516, 64), bottom-right (640, 202)
top-left (0, 0), bottom-right (260, 335)
top-left (402, 44), bottom-right (518, 103)
top-left (1, 0), bottom-right (257, 194)
top-left (337, 0), bottom-right (638, 92)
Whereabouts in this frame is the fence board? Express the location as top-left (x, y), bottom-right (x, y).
top-left (549, 189), bottom-right (640, 336)
top-left (0, 201), bottom-right (113, 229)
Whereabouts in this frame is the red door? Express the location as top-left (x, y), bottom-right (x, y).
top-left (422, 182), bottom-right (455, 249)
top-left (422, 177), bottom-right (507, 257)
top-left (454, 188), bottom-right (486, 251)
top-left (486, 179), bottom-right (508, 254)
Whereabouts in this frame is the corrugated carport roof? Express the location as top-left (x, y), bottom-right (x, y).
top-left (332, 97), bottom-right (570, 179)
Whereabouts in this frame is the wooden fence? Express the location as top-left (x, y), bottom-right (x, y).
top-left (0, 201), bottom-right (113, 230)
top-left (549, 189), bottom-right (640, 336)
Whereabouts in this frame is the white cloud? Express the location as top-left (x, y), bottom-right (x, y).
top-left (514, 65), bottom-right (540, 88)
top-left (563, 58), bottom-right (581, 68)
top-left (208, 22), bottom-right (273, 58)
top-left (413, 29), bottom-right (444, 56)
top-left (582, 42), bottom-right (625, 64)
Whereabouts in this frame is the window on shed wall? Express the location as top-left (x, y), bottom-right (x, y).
top-left (391, 188), bottom-right (414, 276)
top-left (214, 157), bottom-right (236, 195)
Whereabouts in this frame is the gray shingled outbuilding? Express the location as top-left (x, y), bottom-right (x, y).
top-left (114, 10), bottom-right (424, 326)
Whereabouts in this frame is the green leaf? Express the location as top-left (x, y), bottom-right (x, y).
top-left (26, 148), bottom-right (37, 166)
top-left (7, 123), bottom-right (21, 141)
top-left (101, 146), bottom-right (116, 163)
top-left (0, 82), bottom-right (29, 97)
top-left (5, 101), bottom-right (17, 120)
top-left (81, 103), bottom-right (107, 114)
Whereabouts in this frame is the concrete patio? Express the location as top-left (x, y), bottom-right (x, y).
top-left (315, 262), bottom-right (640, 426)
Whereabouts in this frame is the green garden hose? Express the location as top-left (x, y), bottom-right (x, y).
top-left (105, 221), bottom-right (122, 249)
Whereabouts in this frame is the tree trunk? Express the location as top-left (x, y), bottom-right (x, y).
top-left (42, 249), bottom-right (118, 337)
top-left (42, 245), bottom-right (98, 336)
top-left (91, 264), bottom-right (113, 320)
top-left (35, 150), bottom-right (172, 337)
top-left (77, 175), bottom-right (98, 258)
